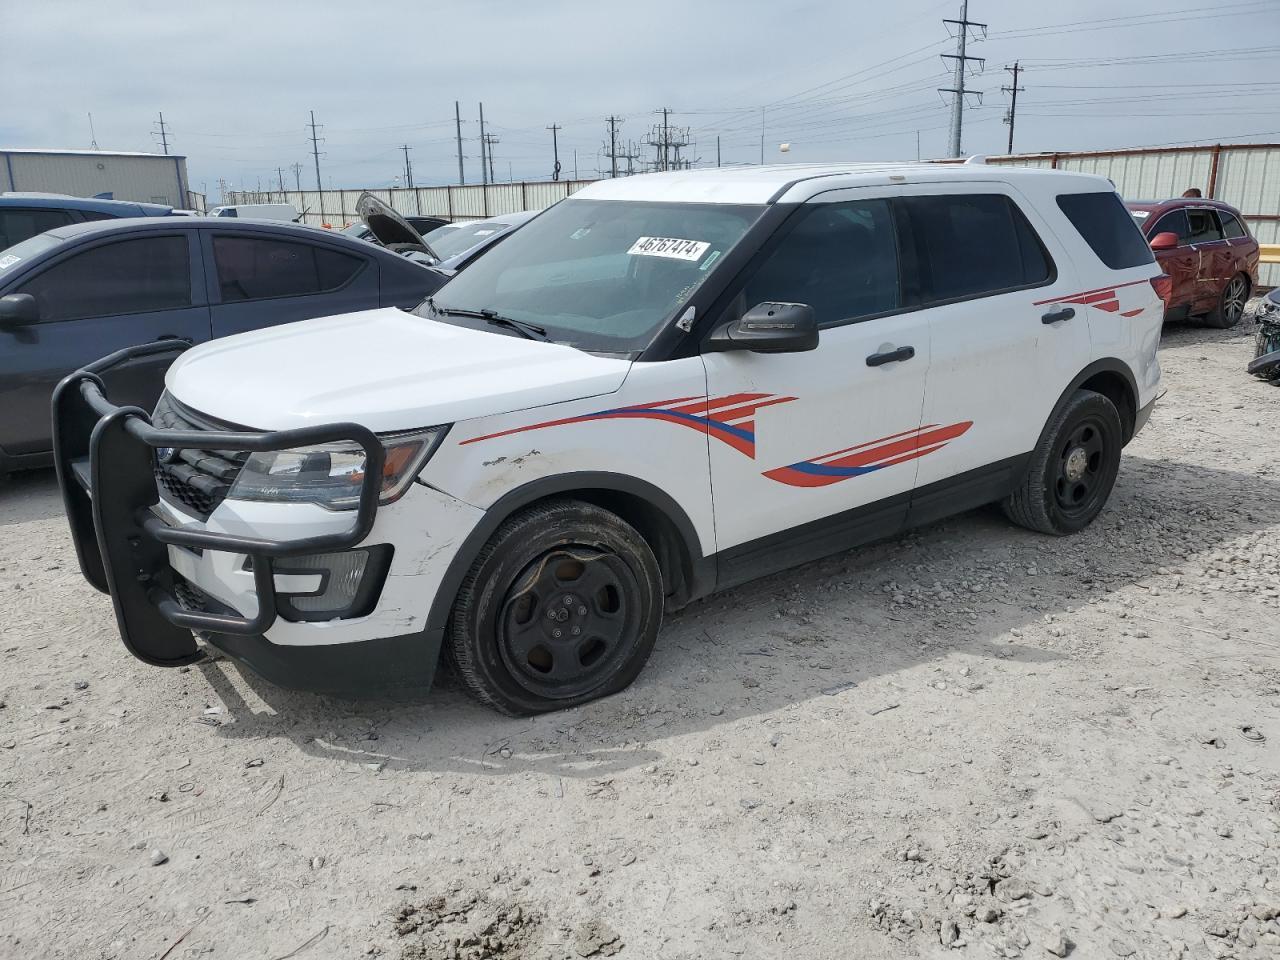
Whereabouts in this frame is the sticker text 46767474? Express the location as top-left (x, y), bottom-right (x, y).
top-left (626, 237), bottom-right (710, 261)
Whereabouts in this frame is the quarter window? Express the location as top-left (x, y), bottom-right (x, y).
top-left (1149, 210), bottom-right (1190, 243)
top-left (1056, 192), bottom-right (1155, 270)
top-left (899, 194), bottom-right (1051, 303)
top-left (213, 236), bottom-right (363, 303)
top-left (742, 199), bottom-right (900, 327)
top-left (16, 236), bottom-right (191, 322)
top-left (1219, 212), bottom-right (1248, 240)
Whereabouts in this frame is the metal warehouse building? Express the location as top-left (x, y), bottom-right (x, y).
top-left (0, 148), bottom-right (192, 208)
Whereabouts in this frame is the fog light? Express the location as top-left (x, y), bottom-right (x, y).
top-left (275, 545), bottom-right (393, 621)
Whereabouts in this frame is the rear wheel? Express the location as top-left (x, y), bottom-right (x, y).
top-left (1002, 389), bottom-right (1123, 536)
top-left (446, 499), bottom-right (663, 715)
top-left (1203, 273), bottom-right (1249, 329)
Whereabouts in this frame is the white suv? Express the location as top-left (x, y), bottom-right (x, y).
top-left (55, 162), bottom-right (1163, 714)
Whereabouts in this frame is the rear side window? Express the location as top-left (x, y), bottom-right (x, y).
top-left (0, 208), bottom-right (75, 250)
top-left (1186, 209), bottom-right (1222, 244)
top-left (1150, 209), bottom-right (1190, 242)
top-left (1056, 192), bottom-right (1155, 270)
top-left (1219, 212), bottom-right (1248, 239)
top-left (213, 236), bottom-right (364, 303)
top-left (16, 236), bottom-right (191, 321)
top-left (743, 198), bottom-right (900, 326)
top-left (899, 194), bottom-right (1051, 303)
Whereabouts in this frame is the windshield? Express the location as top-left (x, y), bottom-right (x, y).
top-left (0, 232), bottom-right (60, 266)
top-left (341, 222), bottom-right (371, 238)
top-left (425, 220), bottom-right (513, 260)
top-left (419, 198), bottom-right (764, 353)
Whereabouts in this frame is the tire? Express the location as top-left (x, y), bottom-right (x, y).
top-left (446, 499), bottom-right (663, 715)
top-left (1203, 273), bottom-right (1249, 329)
top-left (1002, 389), bottom-right (1124, 536)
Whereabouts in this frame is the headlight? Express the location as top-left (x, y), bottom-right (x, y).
top-left (227, 426), bottom-right (448, 510)
top-left (1260, 295), bottom-right (1279, 316)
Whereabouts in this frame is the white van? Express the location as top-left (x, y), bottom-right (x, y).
top-left (207, 202), bottom-right (299, 223)
top-left (56, 163), bottom-right (1164, 714)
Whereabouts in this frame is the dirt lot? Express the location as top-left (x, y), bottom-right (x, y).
top-left (3, 316), bottom-right (1279, 960)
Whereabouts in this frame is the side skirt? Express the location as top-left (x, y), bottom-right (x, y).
top-left (711, 454), bottom-right (1031, 593)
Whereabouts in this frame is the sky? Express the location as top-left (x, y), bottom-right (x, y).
top-left (3, 0), bottom-right (1279, 201)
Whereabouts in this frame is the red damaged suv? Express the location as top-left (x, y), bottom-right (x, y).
top-left (1125, 198), bottom-right (1259, 328)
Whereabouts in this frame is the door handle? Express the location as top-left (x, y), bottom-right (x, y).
top-left (866, 345), bottom-right (915, 367)
top-left (1041, 307), bottom-right (1075, 325)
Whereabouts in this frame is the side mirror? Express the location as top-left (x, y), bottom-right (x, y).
top-left (1149, 231), bottom-right (1180, 251)
top-left (0, 293), bottom-right (38, 327)
top-left (705, 301), bottom-right (819, 354)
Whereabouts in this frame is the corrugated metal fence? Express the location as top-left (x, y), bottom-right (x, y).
top-left (972, 143), bottom-right (1280, 285)
top-left (225, 179), bottom-right (597, 227)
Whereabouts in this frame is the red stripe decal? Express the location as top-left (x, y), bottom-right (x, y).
top-left (1033, 277), bottom-right (1155, 307)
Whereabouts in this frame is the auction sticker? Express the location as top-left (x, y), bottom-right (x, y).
top-left (0, 255), bottom-right (21, 270)
top-left (627, 237), bottom-right (710, 261)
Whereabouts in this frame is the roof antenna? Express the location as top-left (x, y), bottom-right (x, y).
top-left (87, 112), bottom-right (99, 151)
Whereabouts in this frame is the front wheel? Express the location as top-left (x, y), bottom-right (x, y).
top-left (1203, 273), bottom-right (1249, 329)
top-left (1002, 389), bottom-right (1123, 536)
top-left (446, 499), bottom-right (663, 715)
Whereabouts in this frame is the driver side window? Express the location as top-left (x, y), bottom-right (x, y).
top-left (741, 199), bottom-right (900, 328)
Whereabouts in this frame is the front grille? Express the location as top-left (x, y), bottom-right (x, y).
top-left (151, 393), bottom-right (252, 519)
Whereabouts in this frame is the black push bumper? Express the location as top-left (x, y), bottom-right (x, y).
top-left (53, 341), bottom-right (386, 670)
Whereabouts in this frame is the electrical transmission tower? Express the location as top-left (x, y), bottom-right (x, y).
top-left (646, 111), bottom-right (693, 172)
top-left (153, 112), bottom-right (170, 155)
top-left (1002, 61), bottom-right (1024, 155)
top-left (939, 1), bottom-right (986, 158)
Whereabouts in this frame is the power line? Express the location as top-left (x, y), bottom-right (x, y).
top-left (1002, 61), bottom-right (1024, 154)
top-left (939, 0), bottom-right (986, 158)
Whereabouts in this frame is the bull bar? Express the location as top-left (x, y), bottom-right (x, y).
top-left (52, 340), bottom-right (386, 668)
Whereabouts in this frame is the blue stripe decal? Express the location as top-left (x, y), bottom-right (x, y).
top-left (783, 460), bottom-right (888, 477)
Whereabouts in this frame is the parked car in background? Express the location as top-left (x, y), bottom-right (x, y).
top-left (1126, 198), bottom-right (1259, 327)
top-left (0, 218), bottom-right (443, 474)
top-left (57, 163), bottom-right (1163, 710)
top-left (208, 203), bottom-right (300, 223)
top-left (342, 214), bottom-right (450, 245)
top-left (356, 192), bottom-right (538, 275)
top-left (0, 192), bottom-right (177, 250)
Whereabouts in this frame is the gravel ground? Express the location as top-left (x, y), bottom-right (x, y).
top-left (2, 313), bottom-right (1279, 960)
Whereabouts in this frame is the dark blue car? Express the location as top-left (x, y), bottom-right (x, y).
top-left (0, 218), bottom-right (444, 473)
top-left (0, 193), bottom-right (178, 251)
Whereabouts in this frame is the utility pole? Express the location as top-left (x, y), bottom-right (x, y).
top-left (454, 101), bottom-right (465, 185)
top-left (547, 123), bottom-right (562, 181)
top-left (290, 162), bottom-right (303, 191)
top-left (400, 144), bottom-right (414, 188)
top-left (478, 103), bottom-right (488, 186)
top-left (760, 106), bottom-right (765, 165)
top-left (155, 112), bottom-right (170, 155)
top-left (276, 166), bottom-right (286, 192)
top-left (308, 110), bottom-right (325, 191)
top-left (661, 108), bottom-right (670, 171)
top-left (1002, 61), bottom-right (1024, 155)
top-left (483, 133), bottom-right (499, 184)
top-left (716, 135), bottom-right (721, 168)
top-left (573, 149), bottom-right (578, 180)
top-left (606, 116), bottom-right (621, 178)
top-left (939, 1), bottom-right (987, 158)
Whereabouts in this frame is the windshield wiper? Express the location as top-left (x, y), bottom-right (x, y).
top-left (427, 298), bottom-right (548, 341)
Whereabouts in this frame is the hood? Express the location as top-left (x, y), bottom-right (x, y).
top-left (357, 192), bottom-right (438, 260)
top-left (165, 308), bottom-right (632, 433)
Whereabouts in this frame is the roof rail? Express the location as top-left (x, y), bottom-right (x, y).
top-left (963, 155), bottom-right (988, 165)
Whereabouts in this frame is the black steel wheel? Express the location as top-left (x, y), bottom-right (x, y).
top-left (447, 499), bottom-right (662, 715)
top-left (1003, 389), bottom-right (1123, 536)
top-left (1204, 273), bottom-right (1249, 329)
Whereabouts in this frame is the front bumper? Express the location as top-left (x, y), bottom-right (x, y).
top-left (53, 341), bottom-right (439, 690)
